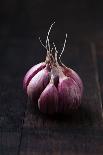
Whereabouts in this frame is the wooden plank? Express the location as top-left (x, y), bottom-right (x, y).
top-left (19, 128), bottom-right (103, 155)
top-left (0, 75), bottom-right (25, 155)
top-left (19, 42), bottom-right (103, 155)
top-left (96, 40), bottom-right (103, 105)
top-left (0, 36), bottom-right (28, 154)
top-left (0, 130), bottom-right (21, 155)
top-left (0, 76), bottom-right (25, 154)
top-left (0, 76), bottom-right (26, 130)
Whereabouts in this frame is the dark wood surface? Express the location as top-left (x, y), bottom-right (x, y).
top-left (18, 43), bottom-right (103, 155)
top-left (0, 1), bottom-right (103, 155)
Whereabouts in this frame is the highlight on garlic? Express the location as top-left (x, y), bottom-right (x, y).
top-left (23, 22), bottom-right (83, 114)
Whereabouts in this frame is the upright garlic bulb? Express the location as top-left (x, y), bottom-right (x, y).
top-left (23, 22), bottom-right (83, 114)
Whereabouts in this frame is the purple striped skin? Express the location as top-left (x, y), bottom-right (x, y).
top-left (23, 62), bottom-right (46, 90)
top-left (38, 83), bottom-right (58, 114)
top-left (58, 77), bottom-right (81, 113)
top-left (27, 67), bottom-right (50, 103)
top-left (23, 61), bottom-right (83, 114)
top-left (61, 65), bottom-right (83, 95)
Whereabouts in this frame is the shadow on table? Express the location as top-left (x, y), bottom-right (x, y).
top-left (25, 98), bottom-right (99, 128)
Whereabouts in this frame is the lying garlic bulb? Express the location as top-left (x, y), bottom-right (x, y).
top-left (23, 22), bottom-right (83, 114)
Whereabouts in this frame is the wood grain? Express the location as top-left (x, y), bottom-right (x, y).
top-left (96, 40), bottom-right (103, 105)
top-left (0, 131), bottom-right (21, 155)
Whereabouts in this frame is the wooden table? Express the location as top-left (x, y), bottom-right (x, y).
top-left (0, 1), bottom-right (103, 155)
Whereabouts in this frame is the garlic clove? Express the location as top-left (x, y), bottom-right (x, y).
top-left (58, 77), bottom-right (81, 113)
top-left (27, 67), bottom-right (50, 102)
top-left (23, 62), bottom-right (46, 90)
top-left (60, 65), bottom-right (83, 94)
top-left (38, 83), bottom-right (58, 114)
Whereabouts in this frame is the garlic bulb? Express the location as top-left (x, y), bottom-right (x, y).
top-left (23, 22), bottom-right (83, 114)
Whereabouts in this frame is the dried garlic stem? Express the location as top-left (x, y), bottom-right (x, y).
top-left (39, 37), bottom-right (47, 50)
top-left (46, 22), bottom-right (55, 56)
top-left (59, 33), bottom-right (68, 65)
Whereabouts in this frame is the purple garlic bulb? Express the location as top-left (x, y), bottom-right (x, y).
top-left (23, 23), bottom-right (83, 114)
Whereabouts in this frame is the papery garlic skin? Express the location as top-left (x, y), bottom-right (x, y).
top-left (23, 62), bottom-right (46, 90)
top-left (27, 67), bottom-right (50, 102)
top-left (38, 83), bottom-right (58, 114)
top-left (61, 65), bottom-right (83, 94)
top-left (58, 77), bottom-right (81, 113)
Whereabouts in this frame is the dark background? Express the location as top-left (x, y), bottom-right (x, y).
top-left (0, 0), bottom-right (102, 73)
top-left (0, 0), bottom-right (102, 89)
top-left (0, 1), bottom-right (103, 155)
